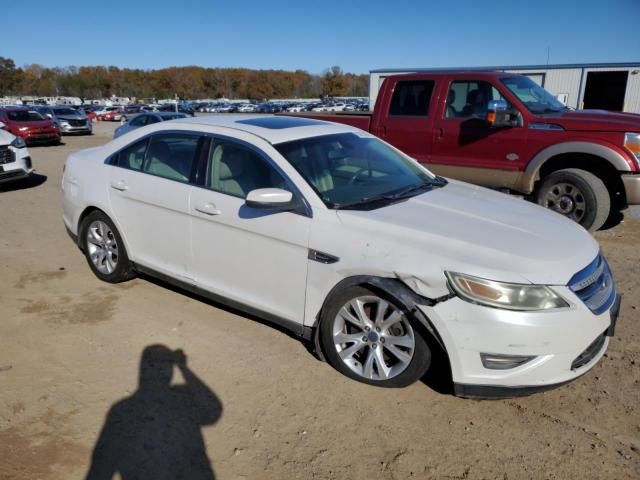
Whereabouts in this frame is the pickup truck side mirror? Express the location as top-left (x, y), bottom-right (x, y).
top-left (486, 100), bottom-right (522, 128)
top-left (0, 121), bottom-right (5, 129)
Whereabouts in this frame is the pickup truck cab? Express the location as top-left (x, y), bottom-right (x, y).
top-left (297, 71), bottom-right (640, 231)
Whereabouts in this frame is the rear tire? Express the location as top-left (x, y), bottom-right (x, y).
top-left (319, 286), bottom-right (431, 388)
top-left (536, 168), bottom-right (610, 231)
top-left (80, 211), bottom-right (135, 283)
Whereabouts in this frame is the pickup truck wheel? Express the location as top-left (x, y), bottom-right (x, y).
top-left (319, 286), bottom-right (431, 388)
top-left (536, 168), bottom-right (610, 231)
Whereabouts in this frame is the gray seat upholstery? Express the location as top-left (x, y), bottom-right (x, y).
top-left (210, 145), bottom-right (258, 197)
top-left (445, 89), bottom-right (457, 118)
top-left (145, 141), bottom-right (187, 181)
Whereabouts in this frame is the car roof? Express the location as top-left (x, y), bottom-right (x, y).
top-left (172, 114), bottom-right (362, 144)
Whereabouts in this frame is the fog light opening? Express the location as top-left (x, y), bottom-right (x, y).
top-left (480, 353), bottom-right (536, 370)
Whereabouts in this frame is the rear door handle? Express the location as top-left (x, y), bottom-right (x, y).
top-left (110, 180), bottom-right (128, 191)
top-left (434, 127), bottom-right (444, 140)
top-left (194, 203), bottom-right (221, 216)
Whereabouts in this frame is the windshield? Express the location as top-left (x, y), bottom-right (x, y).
top-left (501, 76), bottom-right (567, 114)
top-left (53, 108), bottom-right (78, 115)
top-left (275, 132), bottom-right (438, 209)
top-left (7, 110), bottom-right (45, 121)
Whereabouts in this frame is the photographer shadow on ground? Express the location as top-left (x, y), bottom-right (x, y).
top-left (86, 345), bottom-right (223, 480)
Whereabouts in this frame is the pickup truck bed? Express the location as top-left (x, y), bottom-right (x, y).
top-left (289, 112), bottom-right (372, 131)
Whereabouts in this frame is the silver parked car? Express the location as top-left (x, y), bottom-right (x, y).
top-left (113, 112), bottom-right (189, 138)
top-left (34, 105), bottom-right (92, 135)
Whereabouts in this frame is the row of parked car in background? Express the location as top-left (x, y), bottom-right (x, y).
top-left (194, 99), bottom-right (369, 114)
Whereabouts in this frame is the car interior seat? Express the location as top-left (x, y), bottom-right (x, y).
top-left (210, 144), bottom-right (258, 197)
top-left (145, 141), bottom-right (187, 181)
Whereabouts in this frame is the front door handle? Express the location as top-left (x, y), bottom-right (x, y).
top-left (434, 127), bottom-right (444, 140)
top-left (195, 203), bottom-right (221, 215)
top-left (110, 180), bottom-right (128, 191)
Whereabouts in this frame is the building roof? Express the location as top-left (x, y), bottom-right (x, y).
top-left (175, 114), bottom-right (361, 144)
top-left (370, 62), bottom-right (640, 74)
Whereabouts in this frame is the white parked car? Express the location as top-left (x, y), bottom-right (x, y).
top-left (287, 104), bottom-right (307, 113)
top-left (0, 125), bottom-right (33, 184)
top-left (237, 104), bottom-right (257, 113)
top-left (62, 115), bottom-right (619, 395)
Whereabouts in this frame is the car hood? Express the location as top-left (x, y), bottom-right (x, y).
top-left (8, 119), bottom-right (55, 129)
top-left (0, 128), bottom-right (16, 144)
top-left (535, 109), bottom-right (640, 132)
top-left (56, 113), bottom-right (86, 121)
top-left (335, 180), bottom-right (599, 288)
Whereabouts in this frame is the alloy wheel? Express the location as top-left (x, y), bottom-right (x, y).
top-left (86, 220), bottom-right (119, 275)
top-left (332, 295), bottom-right (415, 381)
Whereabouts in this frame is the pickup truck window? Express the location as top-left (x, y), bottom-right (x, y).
top-left (445, 81), bottom-right (508, 119)
top-left (501, 76), bottom-right (567, 114)
top-left (389, 80), bottom-right (434, 117)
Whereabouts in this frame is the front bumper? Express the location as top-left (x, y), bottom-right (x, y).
top-left (0, 147), bottom-right (33, 183)
top-left (418, 288), bottom-right (619, 396)
top-left (622, 173), bottom-right (640, 205)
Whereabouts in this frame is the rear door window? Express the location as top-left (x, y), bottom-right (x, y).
top-left (142, 133), bottom-right (201, 183)
top-left (116, 138), bottom-right (149, 170)
top-left (388, 80), bottom-right (435, 116)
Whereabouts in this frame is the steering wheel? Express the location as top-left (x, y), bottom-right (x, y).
top-left (347, 166), bottom-right (371, 185)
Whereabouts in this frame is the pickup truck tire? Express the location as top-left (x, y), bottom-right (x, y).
top-left (536, 168), bottom-right (610, 231)
top-left (319, 286), bottom-right (431, 388)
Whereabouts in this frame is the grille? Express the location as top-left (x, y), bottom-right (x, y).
top-left (568, 254), bottom-right (616, 315)
top-left (68, 119), bottom-right (86, 127)
top-left (571, 331), bottom-right (607, 370)
top-left (0, 145), bottom-right (15, 165)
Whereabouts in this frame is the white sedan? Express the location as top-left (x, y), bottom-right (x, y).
top-left (62, 115), bottom-right (619, 395)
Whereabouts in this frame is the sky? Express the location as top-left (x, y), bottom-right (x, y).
top-left (3, 0), bottom-right (640, 74)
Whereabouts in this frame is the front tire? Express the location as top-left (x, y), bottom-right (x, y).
top-left (319, 286), bottom-right (431, 388)
top-left (536, 168), bottom-right (610, 231)
top-left (80, 211), bottom-right (135, 283)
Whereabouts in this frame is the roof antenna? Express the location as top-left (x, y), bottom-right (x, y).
top-left (546, 46), bottom-right (551, 66)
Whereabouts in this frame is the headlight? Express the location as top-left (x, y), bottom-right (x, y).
top-left (60, 121), bottom-right (70, 127)
top-left (10, 136), bottom-right (26, 148)
top-left (445, 272), bottom-right (569, 311)
top-left (19, 126), bottom-right (29, 131)
top-left (624, 132), bottom-right (640, 167)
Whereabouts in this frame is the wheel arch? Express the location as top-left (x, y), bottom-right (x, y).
top-left (76, 205), bottom-right (132, 254)
top-left (312, 275), bottom-right (449, 356)
top-left (520, 143), bottom-right (628, 208)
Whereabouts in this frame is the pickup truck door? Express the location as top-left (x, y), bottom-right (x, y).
top-left (429, 79), bottom-right (530, 190)
top-left (372, 78), bottom-right (436, 164)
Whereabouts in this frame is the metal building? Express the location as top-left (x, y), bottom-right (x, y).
top-left (369, 62), bottom-right (640, 113)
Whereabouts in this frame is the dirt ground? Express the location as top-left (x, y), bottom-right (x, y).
top-left (0, 120), bottom-right (638, 480)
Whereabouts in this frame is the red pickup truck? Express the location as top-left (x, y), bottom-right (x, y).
top-left (296, 71), bottom-right (640, 231)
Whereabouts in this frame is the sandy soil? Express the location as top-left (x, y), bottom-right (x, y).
top-left (0, 121), bottom-right (638, 479)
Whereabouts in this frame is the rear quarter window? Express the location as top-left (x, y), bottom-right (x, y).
top-left (389, 80), bottom-right (435, 116)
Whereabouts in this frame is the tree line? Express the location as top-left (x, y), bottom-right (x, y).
top-left (0, 57), bottom-right (368, 100)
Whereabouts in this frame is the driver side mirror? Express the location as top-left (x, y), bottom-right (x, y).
top-left (0, 121), bottom-right (5, 129)
top-left (245, 188), bottom-right (300, 211)
top-left (486, 100), bottom-right (522, 128)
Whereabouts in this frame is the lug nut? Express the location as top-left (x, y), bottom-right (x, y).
top-left (365, 326), bottom-right (370, 331)
top-left (362, 336), bottom-right (368, 342)
top-left (372, 344), bottom-right (377, 349)
top-left (375, 327), bottom-right (380, 332)
top-left (380, 337), bottom-right (385, 343)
